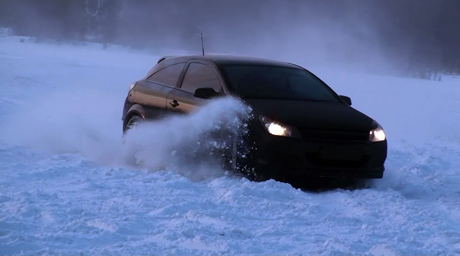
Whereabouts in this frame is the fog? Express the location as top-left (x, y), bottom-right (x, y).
top-left (1, 0), bottom-right (459, 77)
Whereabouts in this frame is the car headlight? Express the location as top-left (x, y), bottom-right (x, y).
top-left (259, 115), bottom-right (298, 137)
top-left (369, 122), bottom-right (386, 142)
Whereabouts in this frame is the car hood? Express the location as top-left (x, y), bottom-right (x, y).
top-left (244, 99), bottom-right (374, 132)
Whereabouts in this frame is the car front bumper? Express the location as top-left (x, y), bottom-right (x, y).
top-left (247, 127), bottom-right (387, 179)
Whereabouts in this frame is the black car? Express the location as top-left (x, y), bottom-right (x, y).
top-left (122, 55), bottom-right (387, 180)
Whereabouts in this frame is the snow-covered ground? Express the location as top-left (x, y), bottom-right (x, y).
top-left (0, 36), bottom-right (459, 255)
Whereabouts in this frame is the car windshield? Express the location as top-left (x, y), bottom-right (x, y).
top-left (220, 65), bottom-right (340, 102)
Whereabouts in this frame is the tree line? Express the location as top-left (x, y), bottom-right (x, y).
top-left (0, 0), bottom-right (458, 77)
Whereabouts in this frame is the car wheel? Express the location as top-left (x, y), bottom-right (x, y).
top-left (221, 138), bottom-right (241, 172)
top-left (222, 136), bottom-right (262, 180)
top-left (124, 115), bottom-right (143, 133)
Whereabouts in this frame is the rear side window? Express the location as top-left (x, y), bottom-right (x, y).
top-left (147, 63), bottom-right (185, 87)
top-left (180, 63), bottom-right (221, 93)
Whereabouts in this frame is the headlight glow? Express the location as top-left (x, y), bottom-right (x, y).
top-left (369, 124), bottom-right (386, 142)
top-left (259, 116), bottom-right (292, 137)
top-left (268, 123), bottom-right (288, 136)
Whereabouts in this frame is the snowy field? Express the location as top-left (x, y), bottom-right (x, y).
top-left (0, 36), bottom-right (459, 255)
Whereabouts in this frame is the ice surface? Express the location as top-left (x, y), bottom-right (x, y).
top-left (0, 36), bottom-right (459, 255)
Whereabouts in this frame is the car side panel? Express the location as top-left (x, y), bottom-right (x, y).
top-left (166, 88), bottom-right (206, 113)
top-left (127, 80), bottom-right (174, 119)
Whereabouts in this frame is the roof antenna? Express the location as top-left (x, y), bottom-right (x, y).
top-left (200, 33), bottom-right (205, 56)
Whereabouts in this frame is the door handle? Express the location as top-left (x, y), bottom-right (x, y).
top-left (169, 100), bottom-right (179, 108)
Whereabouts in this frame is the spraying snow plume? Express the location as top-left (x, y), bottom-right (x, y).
top-left (0, 37), bottom-right (251, 180)
top-left (0, 85), bottom-right (250, 180)
top-left (122, 98), bottom-right (250, 179)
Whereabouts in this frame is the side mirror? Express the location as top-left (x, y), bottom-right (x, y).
top-left (339, 95), bottom-right (352, 106)
top-left (194, 87), bottom-right (219, 99)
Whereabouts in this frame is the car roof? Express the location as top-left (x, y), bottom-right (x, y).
top-left (158, 55), bottom-right (301, 69)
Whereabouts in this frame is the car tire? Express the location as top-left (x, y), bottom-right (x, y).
top-left (124, 115), bottom-right (143, 133)
top-left (222, 136), bottom-right (264, 181)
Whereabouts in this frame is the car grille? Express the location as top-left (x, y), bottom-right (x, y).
top-left (298, 129), bottom-right (368, 142)
top-left (306, 153), bottom-right (369, 168)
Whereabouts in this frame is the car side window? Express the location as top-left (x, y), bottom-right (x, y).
top-left (147, 63), bottom-right (185, 87)
top-left (181, 63), bottom-right (222, 93)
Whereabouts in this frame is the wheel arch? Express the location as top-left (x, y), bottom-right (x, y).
top-left (123, 104), bottom-right (146, 132)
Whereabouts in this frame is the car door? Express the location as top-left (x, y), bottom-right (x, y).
top-left (129, 62), bottom-right (186, 118)
top-left (166, 61), bottom-right (225, 113)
